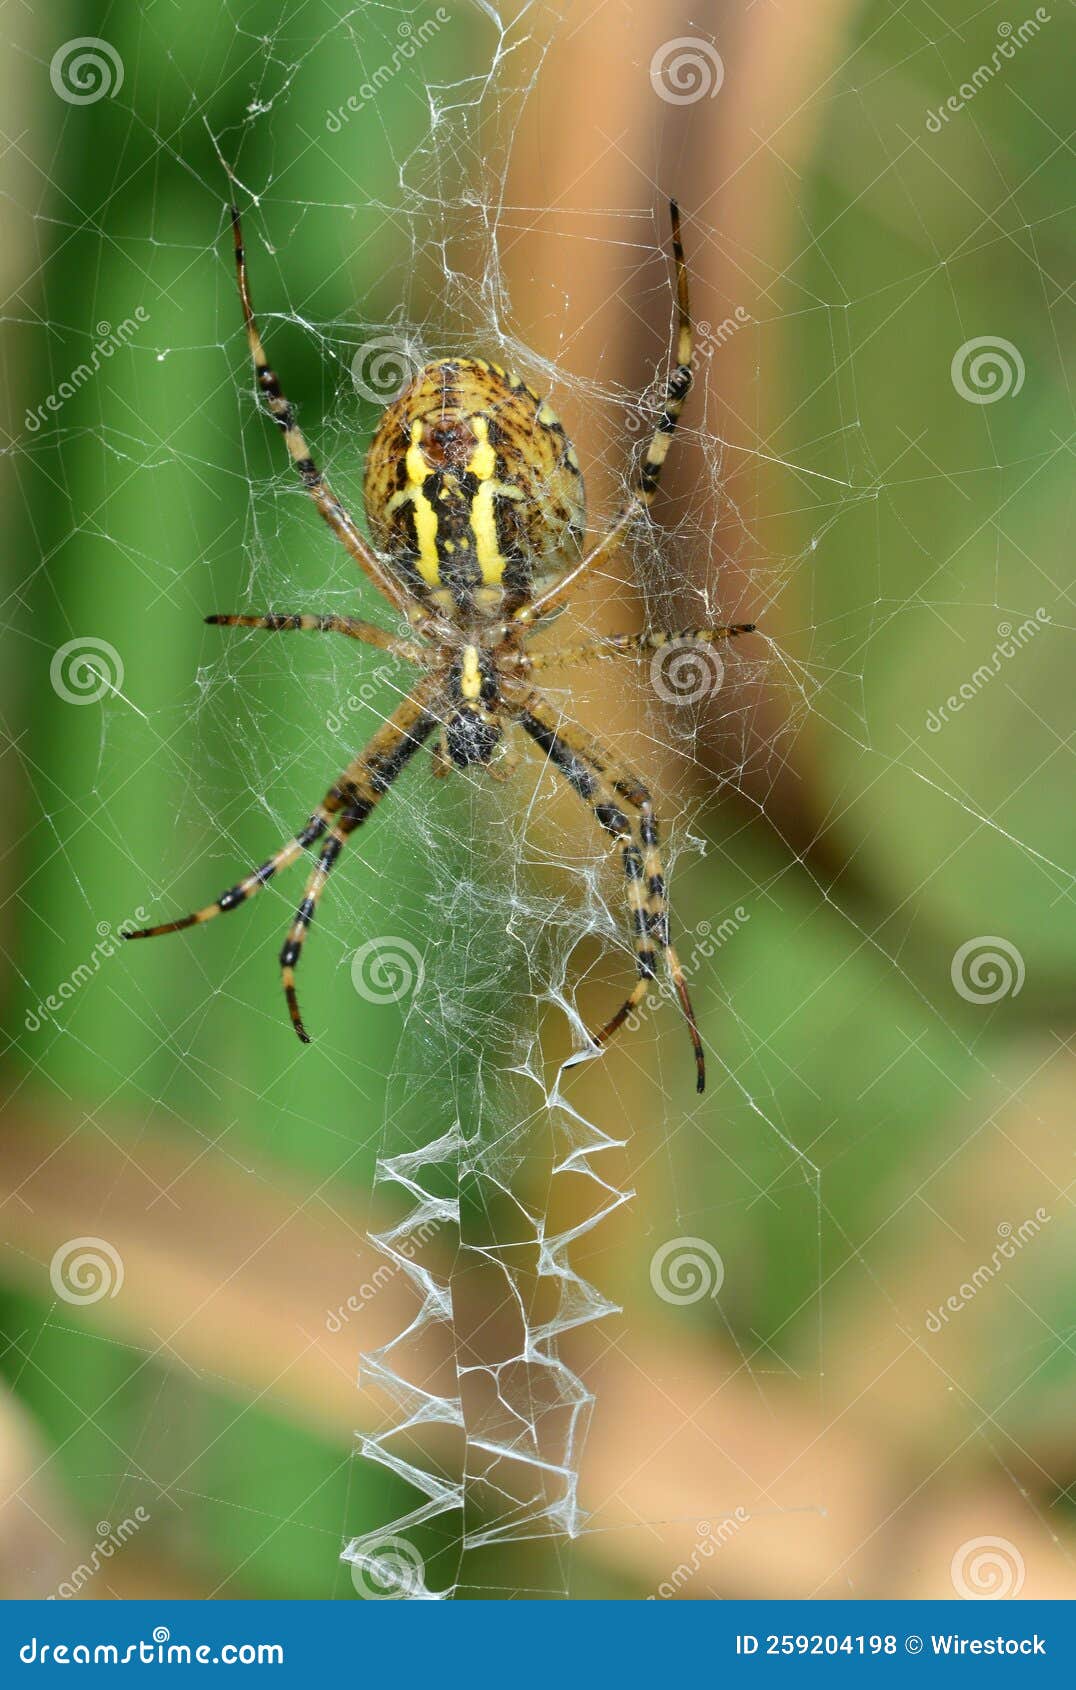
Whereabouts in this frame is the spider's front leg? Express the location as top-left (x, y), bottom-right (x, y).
top-left (515, 201), bottom-right (694, 629)
top-left (229, 205), bottom-right (419, 621)
top-left (125, 680), bottom-right (441, 1042)
top-left (505, 686), bottom-right (705, 1092)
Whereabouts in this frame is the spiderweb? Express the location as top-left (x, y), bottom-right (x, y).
top-left (10, 0), bottom-right (1073, 1603)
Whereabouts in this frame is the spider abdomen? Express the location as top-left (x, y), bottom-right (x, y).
top-left (363, 358), bottom-right (585, 619)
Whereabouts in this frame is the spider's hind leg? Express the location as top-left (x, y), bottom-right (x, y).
top-left (510, 689), bottom-right (705, 1092)
top-left (276, 683), bottom-right (440, 1041)
top-left (124, 813), bottom-right (331, 939)
top-left (126, 679), bottom-right (441, 1044)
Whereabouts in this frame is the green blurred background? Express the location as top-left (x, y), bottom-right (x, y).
top-left (1, 0), bottom-right (1072, 1599)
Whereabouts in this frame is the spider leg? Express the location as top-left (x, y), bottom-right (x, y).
top-left (516, 201), bottom-right (693, 628)
top-left (522, 623), bottom-right (755, 673)
top-left (126, 681), bottom-right (441, 1042)
top-left (124, 814), bottom-right (332, 938)
top-left (278, 818), bottom-right (355, 1042)
top-left (205, 612), bottom-right (428, 664)
top-left (507, 687), bottom-right (705, 1092)
top-left (278, 685), bottom-right (439, 1040)
top-left (430, 731), bottom-right (452, 778)
top-left (230, 206), bottom-right (417, 622)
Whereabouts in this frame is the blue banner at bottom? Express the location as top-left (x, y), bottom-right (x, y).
top-left (2, 1600), bottom-right (1071, 1685)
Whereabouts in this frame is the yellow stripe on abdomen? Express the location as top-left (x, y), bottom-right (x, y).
top-left (470, 482), bottom-right (504, 584)
top-left (406, 424), bottom-right (441, 586)
top-left (467, 416), bottom-right (505, 585)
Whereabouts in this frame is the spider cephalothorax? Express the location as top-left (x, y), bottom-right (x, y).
top-left (124, 201), bottom-right (757, 1092)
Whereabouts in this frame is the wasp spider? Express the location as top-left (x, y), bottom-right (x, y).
top-left (126, 202), bottom-right (756, 1091)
